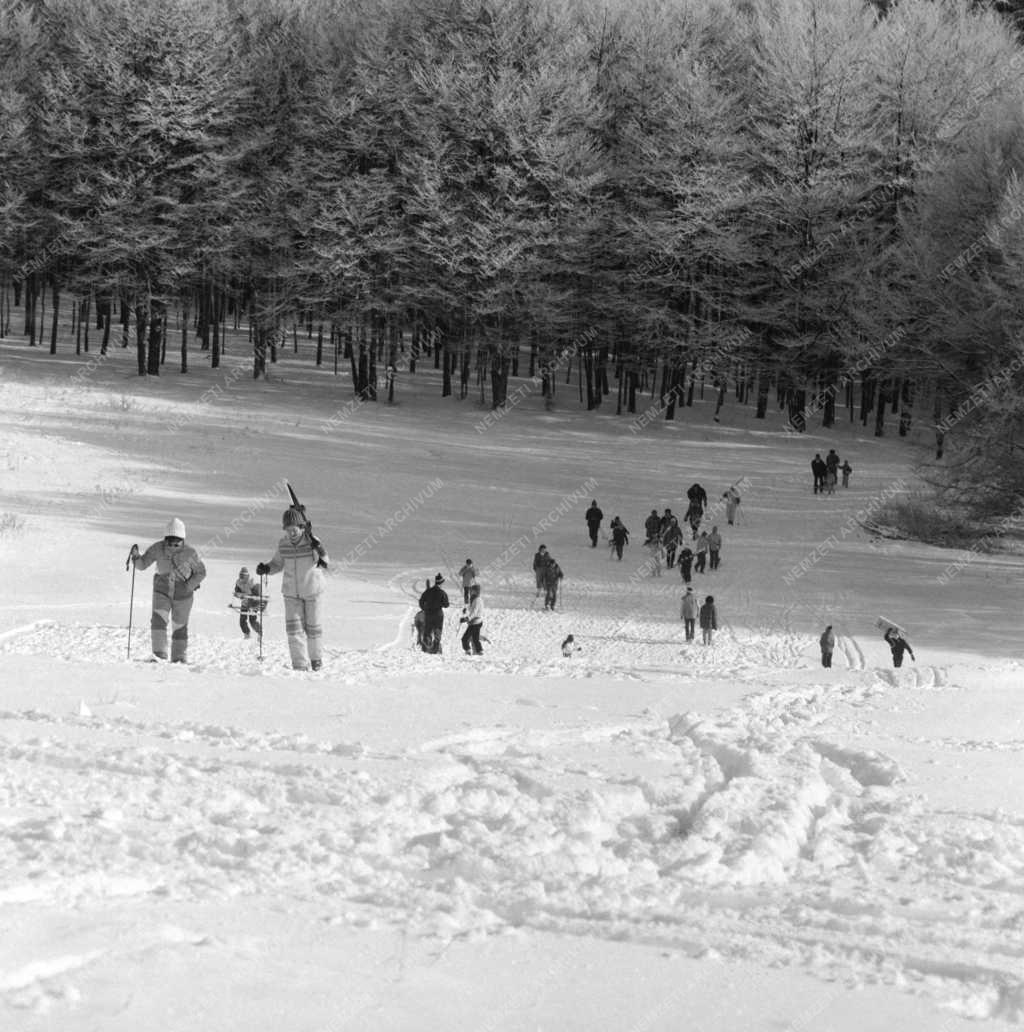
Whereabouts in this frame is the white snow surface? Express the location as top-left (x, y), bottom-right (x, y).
top-left (1, 344), bottom-right (1024, 1031)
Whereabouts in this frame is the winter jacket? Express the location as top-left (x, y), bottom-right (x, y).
top-left (419, 584), bottom-right (450, 614)
top-left (135, 540), bottom-right (206, 597)
top-left (585, 505), bottom-right (603, 527)
top-left (707, 530), bottom-right (722, 551)
top-left (541, 560), bottom-right (563, 589)
top-left (820, 628), bottom-right (836, 652)
top-left (645, 513), bottom-right (661, 540)
top-left (459, 563), bottom-right (478, 587)
top-left (532, 550), bottom-right (548, 572)
top-left (698, 601), bottom-right (717, 630)
top-left (611, 521), bottom-right (629, 545)
top-left (266, 530), bottom-right (328, 599)
top-left (678, 547), bottom-right (694, 569)
top-left (662, 520), bottom-right (683, 548)
top-left (825, 450), bottom-right (840, 473)
top-left (463, 595), bottom-right (484, 625)
top-left (681, 593), bottom-right (699, 620)
top-left (687, 484), bottom-right (707, 509)
top-left (695, 534), bottom-right (709, 555)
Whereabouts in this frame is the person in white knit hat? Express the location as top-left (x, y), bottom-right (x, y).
top-left (129, 517), bottom-right (207, 663)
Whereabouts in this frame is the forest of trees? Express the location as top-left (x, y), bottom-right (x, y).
top-left (3, 0), bottom-right (1024, 509)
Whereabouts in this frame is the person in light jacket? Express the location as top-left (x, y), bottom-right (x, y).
top-left (695, 531), bottom-right (710, 574)
top-left (820, 625), bottom-right (835, 668)
top-left (699, 594), bottom-right (718, 645)
top-left (707, 526), bottom-right (722, 570)
top-left (680, 586), bottom-right (699, 642)
top-left (257, 506), bottom-right (329, 671)
top-left (723, 486), bottom-right (741, 526)
top-left (233, 566), bottom-right (263, 639)
top-left (460, 584), bottom-right (484, 655)
top-left (884, 627), bottom-right (915, 668)
top-left (458, 559), bottom-right (478, 604)
top-left (130, 517), bottom-right (207, 664)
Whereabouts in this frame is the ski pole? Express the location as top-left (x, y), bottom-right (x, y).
top-left (258, 573), bottom-right (266, 662)
top-left (125, 549), bottom-right (137, 660)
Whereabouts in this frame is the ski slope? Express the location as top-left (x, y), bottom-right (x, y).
top-left (1, 343), bottom-right (1023, 1031)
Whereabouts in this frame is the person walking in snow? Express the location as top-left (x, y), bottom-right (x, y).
top-left (256, 506), bottom-right (329, 671)
top-left (413, 579), bottom-right (429, 650)
top-left (680, 585), bottom-right (699, 642)
top-left (542, 554), bottom-right (564, 611)
top-left (686, 483), bottom-right (708, 514)
top-left (811, 453), bottom-right (827, 494)
top-left (233, 566), bottom-right (264, 639)
top-left (820, 625), bottom-right (835, 668)
top-left (825, 449), bottom-right (840, 482)
top-left (825, 467), bottom-right (837, 495)
top-left (418, 573), bottom-right (450, 654)
top-left (707, 526), bottom-right (722, 570)
top-left (459, 584), bottom-right (485, 655)
top-left (678, 545), bottom-right (694, 584)
top-left (533, 545), bottom-right (549, 595)
top-left (644, 509), bottom-right (661, 545)
top-left (129, 518), bottom-right (207, 663)
top-left (685, 500), bottom-right (703, 539)
top-left (722, 485), bottom-right (741, 526)
top-left (458, 558), bottom-right (478, 604)
top-left (698, 594), bottom-right (718, 645)
top-left (585, 501), bottom-right (604, 548)
top-left (883, 627), bottom-right (915, 668)
top-left (645, 536), bottom-right (664, 576)
top-left (840, 460), bottom-right (852, 488)
top-left (662, 516), bottom-right (682, 569)
top-left (695, 531), bottom-right (710, 574)
top-left (610, 518), bottom-right (629, 560)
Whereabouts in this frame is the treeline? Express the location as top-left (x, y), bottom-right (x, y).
top-left (2, 0), bottom-right (1024, 501)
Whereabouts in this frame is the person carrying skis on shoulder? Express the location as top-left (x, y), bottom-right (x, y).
top-left (883, 627), bottom-right (915, 668)
top-left (585, 500), bottom-right (604, 548)
top-left (820, 625), bottom-right (835, 668)
top-left (542, 554), bottom-right (564, 611)
top-left (707, 526), bottom-right (722, 570)
top-left (699, 594), bottom-right (718, 645)
top-left (610, 517), bottom-right (629, 560)
top-left (644, 509), bottom-right (661, 545)
top-left (256, 506), bottom-right (329, 671)
top-left (130, 518), bottom-right (206, 663)
top-left (680, 585), bottom-right (699, 642)
top-left (533, 545), bottom-right (549, 595)
top-left (233, 566), bottom-right (264, 639)
top-left (418, 574), bottom-right (450, 654)
top-left (459, 584), bottom-right (485, 655)
top-left (458, 558), bottom-right (478, 604)
top-left (695, 531), bottom-right (710, 573)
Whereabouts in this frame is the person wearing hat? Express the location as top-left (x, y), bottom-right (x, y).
top-left (233, 566), bottom-right (263, 639)
top-left (256, 507), bottom-right (329, 671)
top-left (458, 558), bottom-right (478, 604)
top-left (680, 585), bottom-right (699, 642)
top-left (698, 594), bottom-right (718, 646)
top-left (418, 573), bottom-right (450, 653)
top-left (129, 517), bottom-right (207, 663)
top-left (459, 583), bottom-right (485, 655)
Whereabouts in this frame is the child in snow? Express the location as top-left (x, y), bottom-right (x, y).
top-left (884, 627), bottom-right (915, 668)
top-left (233, 566), bottom-right (264, 639)
top-left (130, 518), bottom-right (207, 664)
top-left (460, 584), bottom-right (484, 655)
top-left (459, 558), bottom-right (478, 604)
top-left (678, 545), bottom-right (694, 584)
top-left (820, 625), bottom-right (835, 668)
top-left (561, 634), bottom-right (580, 657)
top-left (841, 460), bottom-right (852, 488)
top-left (256, 506), bottom-right (329, 671)
top-left (680, 586), bottom-right (699, 642)
top-left (699, 594), bottom-right (718, 645)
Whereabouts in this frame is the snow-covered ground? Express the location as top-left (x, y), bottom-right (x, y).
top-left (2, 340), bottom-right (1023, 1030)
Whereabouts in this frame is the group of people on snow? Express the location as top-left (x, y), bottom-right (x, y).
top-left (129, 505), bottom-right (328, 670)
top-left (811, 449), bottom-right (853, 495)
top-left (414, 566), bottom-right (487, 656)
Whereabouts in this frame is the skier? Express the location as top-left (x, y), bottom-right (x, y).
top-left (585, 500), bottom-right (604, 547)
top-left (840, 460), bottom-right (852, 488)
top-left (722, 486), bottom-right (741, 526)
top-left (699, 594), bottom-right (718, 645)
top-left (680, 586), bottom-right (699, 642)
top-left (459, 583), bottom-right (484, 655)
top-left (883, 627), bottom-right (915, 668)
top-left (129, 517), bottom-right (206, 664)
top-left (542, 555), bottom-right (564, 611)
top-left (820, 625), bottom-right (835, 668)
top-left (458, 558), bottom-right (478, 604)
top-left (644, 509), bottom-right (661, 545)
top-left (695, 531), bottom-right (710, 574)
top-left (533, 545), bottom-right (549, 595)
top-left (811, 454), bottom-right (827, 494)
top-left (678, 545), bottom-right (694, 584)
top-left (561, 633), bottom-right (580, 657)
top-left (610, 518), bottom-right (629, 560)
top-left (418, 574), bottom-right (450, 654)
top-left (662, 516), bottom-right (682, 569)
top-left (256, 506), bottom-right (329, 671)
top-left (233, 566), bottom-right (263, 639)
top-left (707, 526), bottom-right (722, 570)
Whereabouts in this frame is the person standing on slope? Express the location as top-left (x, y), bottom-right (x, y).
top-left (542, 554), bottom-right (564, 611)
top-left (233, 566), bottom-right (263, 639)
top-left (820, 625), bottom-right (835, 668)
top-left (707, 526), bottom-right (723, 571)
top-left (257, 507), bottom-right (329, 671)
top-left (840, 460), bottom-right (852, 488)
top-left (678, 544), bottom-right (694, 584)
top-left (533, 545), bottom-right (549, 595)
top-left (698, 594), bottom-right (718, 645)
top-left (662, 515), bottom-right (682, 569)
top-left (722, 486), bottom-right (741, 526)
top-left (460, 584), bottom-right (485, 655)
top-left (458, 558), bottom-right (478, 604)
top-left (644, 509), bottom-right (661, 545)
top-left (130, 518), bottom-right (207, 663)
top-left (686, 483), bottom-right (708, 514)
top-left (680, 585), bottom-right (699, 642)
top-left (811, 454), bottom-right (827, 494)
top-left (695, 531), bottom-right (710, 574)
top-left (645, 535), bottom-right (664, 577)
top-left (610, 518), bottom-right (629, 560)
top-left (585, 500), bottom-right (604, 548)
top-left (418, 574), bottom-right (450, 654)
top-left (883, 627), bottom-right (915, 668)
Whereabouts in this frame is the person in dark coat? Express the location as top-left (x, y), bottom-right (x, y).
top-left (662, 516), bottom-right (682, 569)
top-left (840, 460), bottom-right (852, 488)
top-left (820, 625), bottom-right (835, 668)
top-left (698, 594), bottom-right (718, 645)
top-left (542, 556), bottom-right (564, 611)
top-left (532, 545), bottom-right (549, 595)
top-left (686, 483), bottom-right (708, 513)
top-left (644, 509), bottom-right (661, 545)
top-left (418, 574), bottom-right (450, 653)
top-left (678, 545), bottom-right (694, 584)
top-left (680, 586), bottom-right (699, 642)
top-left (610, 518), bottom-right (629, 560)
top-left (585, 501), bottom-right (604, 547)
top-left (883, 627), bottom-right (915, 668)
top-left (825, 449), bottom-right (840, 479)
top-left (685, 501), bottom-right (702, 539)
top-left (811, 454), bottom-right (827, 494)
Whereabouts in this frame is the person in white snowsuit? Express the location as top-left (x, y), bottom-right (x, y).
top-left (680, 586), bottom-right (699, 642)
top-left (130, 517), bottom-right (206, 663)
top-left (460, 584), bottom-right (484, 654)
top-left (257, 507), bottom-right (329, 671)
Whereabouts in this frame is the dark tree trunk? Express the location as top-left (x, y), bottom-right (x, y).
top-left (316, 324), bottom-right (323, 366)
top-left (181, 304), bottom-right (189, 374)
top-left (860, 376), bottom-right (875, 425)
top-left (822, 381), bottom-right (836, 427)
top-left (442, 347), bottom-right (452, 397)
top-left (756, 369), bottom-right (769, 418)
top-left (788, 389), bottom-right (806, 432)
top-left (101, 298), bottom-right (111, 355)
top-left (899, 380), bottom-right (913, 436)
top-left (874, 380), bottom-right (887, 436)
top-left (135, 304), bottom-right (148, 375)
top-left (49, 282), bottom-right (60, 355)
top-left (490, 353), bottom-right (509, 407)
top-left (146, 304), bottom-right (162, 376)
top-left (933, 386), bottom-right (944, 459)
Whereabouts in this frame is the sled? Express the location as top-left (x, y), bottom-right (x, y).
top-left (875, 615), bottom-right (907, 636)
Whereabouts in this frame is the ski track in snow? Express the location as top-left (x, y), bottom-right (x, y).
top-left (3, 620), bottom-right (1024, 1020)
